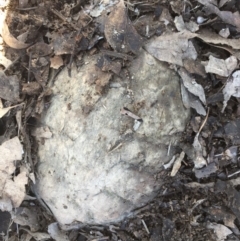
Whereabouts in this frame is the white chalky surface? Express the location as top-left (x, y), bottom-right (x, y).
top-left (35, 49), bottom-right (190, 225)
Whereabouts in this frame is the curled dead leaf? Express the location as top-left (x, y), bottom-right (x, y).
top-left (1, 21), bottom-right (31, 49)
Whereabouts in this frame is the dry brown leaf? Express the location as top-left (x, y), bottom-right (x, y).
top-left (1, 21), bottom-right (31, 49)
top-left (181, 84), bottom-right (207, 116)
top-left (178, 68), bottom-right (206, 104)
top-left (104, 0), bottom-right (143, 54)
top-left (183, 59), bottom-right (206, 77)
top-left (196, 29), bottom-right (240, 49)
top-left (145, 29), bottom-right (240, 68)
top-left (205, 55), bottom-right (237, 77)
top-left (198, 0), bottom-right (240, 30)
top-left (145, 31), bottom-right (197, 66)
top-left (179, 29), bottom-right (240, 49)
top-left (50, 55), bottom-right (63, 69)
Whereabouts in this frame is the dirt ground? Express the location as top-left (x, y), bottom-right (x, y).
top-left (1, 0), bottom-right (240, 240)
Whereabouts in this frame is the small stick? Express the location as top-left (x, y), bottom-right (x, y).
top-left (120, 107), bottom-right (142, 121)
top-left (92, 237), bottom-right (109, 241)
top-left (197, 107), bottom-right (210, 135)
top-left (141, 219), bottom-right (150, 234)
top-left (228, 170), bottom-right (240, 178)
top-left (167, 141), bottom-right (172, 156)
top-left (108, 143), bottom-right (123, 153)
top-left (16, 7), bottom-right (37, 11)
top-left (163, 155), bottom-right (176, 169)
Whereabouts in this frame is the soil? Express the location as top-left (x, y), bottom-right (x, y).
top-left (1, 0), bottom-right (240, 240)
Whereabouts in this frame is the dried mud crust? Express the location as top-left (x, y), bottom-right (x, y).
top-left (35, 49), bottom-right (190, 225)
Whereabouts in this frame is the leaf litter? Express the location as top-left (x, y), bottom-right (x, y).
top-left (1, 0), bottom-right (240, 240)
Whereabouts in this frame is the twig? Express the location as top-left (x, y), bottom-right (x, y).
top-left (120, 107), bottom-right (142, 121)
top-left (92, 237), bottom-right (109, 241)
top-left (141, 219), bottom-right (150, 234)
top-left (167, 141), bottom-right (172, 156)
top-left (16, 7), bottom-right (37, 11)
top-left (228, 170), bottom-right (240, 178)
top-left (108, 142), bottom-right (123, 153)
top-left (163, 155), bottom-right (176, 169)
top-left (197, 107), bottom-right (210, 135)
